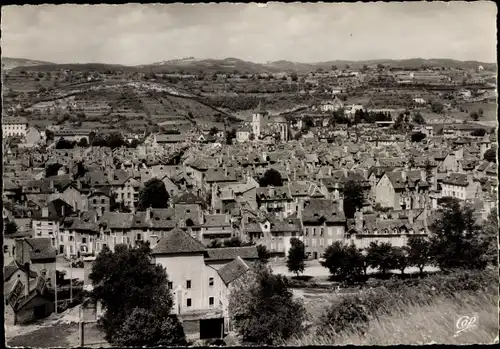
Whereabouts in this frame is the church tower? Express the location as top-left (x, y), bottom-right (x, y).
top-left (251, 101), bottom-right (268, 138)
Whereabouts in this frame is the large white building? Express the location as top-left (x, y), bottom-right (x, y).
top-left (2, 117), bottom-right (28, 138)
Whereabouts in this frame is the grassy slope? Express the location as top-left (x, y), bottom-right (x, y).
top-left (288, 280), bottom-right (498, 346)
top-left (291, 290), bottom-right (497, 345)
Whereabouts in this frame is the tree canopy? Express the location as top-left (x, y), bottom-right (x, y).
top-left (287, 238), bottom-right (306, 276)
top-left (483, 148), bottom-right (496, 163)
top-left (429, 198), bottom-right (488, 270)
top-left (259, 168), bottom-right (283, 187)
top-left (45, 163), bottom-right (63, 177)
top-left (137, 178), bottom-right (170, 210)
top-left (321, 241), bottom-right (364, 281)
top-left (55, 137), bottom-right (74, 149)
top-left (256, 244), bottom-right (271, 264)
top-left (343, 180), bottom-right (365, 219)
top-left (89, 243), bottom-right (185, 345)
top-left (228, 264), bottom-right (305, 345)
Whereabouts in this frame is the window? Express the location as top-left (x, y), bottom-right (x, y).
top-left (312, 228), bottom-right (316, 236)
top-left (101, 199), bottom-right (105, 204)
top-left (320, 228), bottom-right (324, 237)
top-left (82, 237), bottom-right (87, 244)
top-left (186, 280), bottom-right (191, 289)
top-left (51, 238), bottom-right (55, 246)
top-left (187, 298), bottom-right (192, 307)
top-left (48, 222), bottom-right (53, 226)
top-left (3, 246), bottom-right (8, 253)
top-left (209, 297), bottom-right (214, 306)
top-left (209, 277), bottom-right (214, 286)
top-left (168, 282), bottom-right (173, 290)
top-left (69, 236), bottom-right (74, 241)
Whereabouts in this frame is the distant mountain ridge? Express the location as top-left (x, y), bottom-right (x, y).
top-left (3, 56), bottom-right (496, 73)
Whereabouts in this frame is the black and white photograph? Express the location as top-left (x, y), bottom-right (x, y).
top-left (2, 2), bottom-right (498, 347)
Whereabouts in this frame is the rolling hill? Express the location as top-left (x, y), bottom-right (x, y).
top-left (2, 57), bottom-right (55, 70)
top-left (4, 56), bottom-right (496, 75)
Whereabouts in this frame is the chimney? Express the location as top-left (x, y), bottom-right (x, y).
top-left (146, 206), bottom-right (152, 221)
top-left (61, 205), bottom-right (65, 217)
top-left (354, 209), bottom-right (363, 231)
top-left (401, 171), bottom-right (407, 182)
top-left (42, 207), bottom-right (49, 218)
top-left (49, 180), bottom-right (54, 191)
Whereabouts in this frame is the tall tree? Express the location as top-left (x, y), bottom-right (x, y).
top-left (259, 168), bottom-right (283, 187)
top-left (138, 178), bottom-right (170, 210)
top-left (480, 207), bottom-right (498, 266)
top-left (365, 241), bottom-right (396, 275)
top-left (321, 241), bottom-right (364, 281)
top-left (287, 238), bottom-right (306, 277)
top-left (256, 244), bottom-right (271, 264)
top-left (228, 264), bottom-right (305, 345)
top-left (89, 243), bottom-right (185, 345)
top-left (407, 236), bottom-right (432, 275)
top-left (391, 246), bottom-right (410, 275)
top-left (343, 180), bottom-right (365, 218)
top-left (429, 198), bottom-right (488, 270)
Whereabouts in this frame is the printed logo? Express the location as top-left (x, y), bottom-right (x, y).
top-left (454, 314), bottom-right (478, 337)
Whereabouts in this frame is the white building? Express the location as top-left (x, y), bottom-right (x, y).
top-left (3, 117), bottom-right (28, 138)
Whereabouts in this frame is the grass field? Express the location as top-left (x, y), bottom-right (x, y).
top-left (288, 290), bottom-right (498, 345)
top-left (286, 269), bottom-right (498, 346)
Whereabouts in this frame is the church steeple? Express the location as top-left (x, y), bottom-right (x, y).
top-left (256, 101), bottom-right (267, 115)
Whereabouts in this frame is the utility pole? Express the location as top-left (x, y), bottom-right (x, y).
top-left (54, 255), bottom-right (58, 314)
top-left (70, 255), bottom-right (73, 304)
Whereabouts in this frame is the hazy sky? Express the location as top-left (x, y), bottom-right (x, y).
top-left (1, 2), bottom-right (497, 65)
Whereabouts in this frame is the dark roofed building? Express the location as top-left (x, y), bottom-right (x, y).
top-left (217, 256), bottom-right (250, 285)
top-left (152, 228), bottom-right (207, 255)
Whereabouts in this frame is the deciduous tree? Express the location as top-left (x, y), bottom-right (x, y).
top-left (137, 178), bottom-right (170, 210)
top-left (287, 238), bottom-right (306, 277)
top-left (343, 180), bottom-right (365, 219)
top-left (321, 241), bottom-right (364, 281)
top-left (228, 264), bottom-right (305, 345)
top-left (89, 243), bottom-right (184, 345)
top-left (256, 244), bottom-right (271, 264)
top-left (259, 168), bottom-right (283, 187)
top-left (407, 236), bottom-right (432, 275)
top-left (429, 198), bottom-right (488, 270)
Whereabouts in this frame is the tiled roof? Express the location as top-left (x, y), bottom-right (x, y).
top-left (23, 238), bottom-right (57, 260)
top-left (302, 199), bottom-right (345, 224)
top-left (205, 246), bottom-right (259, 262)
top-left (152, 228), bottom-right (206, 255)
top-left (173, 191), bottom-right (204, 205)
top-left (217, 257), bottom-right (250, 285)
top-left (99, 212), bottom-right (134, 229)
top-left (256, 186), bottom-right (292, 200)
top-left (204, 214), bottom-right (231, 228)
top-left (442, 173), bottom-right (469, 186)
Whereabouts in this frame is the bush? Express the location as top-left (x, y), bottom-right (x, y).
top-left (318, 295), bottom-right (370, 336)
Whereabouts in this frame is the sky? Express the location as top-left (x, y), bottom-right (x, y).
top-left (1, 2), bottom-right (497, 65)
